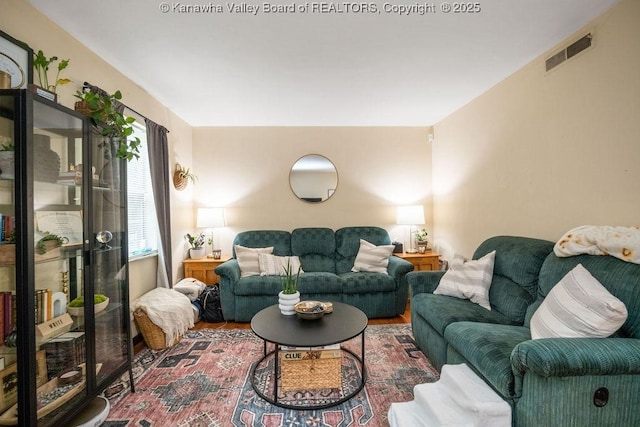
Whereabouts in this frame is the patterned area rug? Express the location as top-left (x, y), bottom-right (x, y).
top-left (104, 324), bottom-right (439, 426)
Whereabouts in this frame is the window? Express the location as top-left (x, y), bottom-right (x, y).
top-left (127, 120), bottom-right (159, 259)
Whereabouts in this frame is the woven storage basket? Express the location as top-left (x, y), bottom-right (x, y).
top-left (133, 307), bottom-right (180, 350)
top-left (280, 353), bottom-right (342, 391)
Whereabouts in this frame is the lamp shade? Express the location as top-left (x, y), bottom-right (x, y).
top-left (396, 205), bottom-right (425, 225)
top-left (196, 207), bottom-right (226, 228)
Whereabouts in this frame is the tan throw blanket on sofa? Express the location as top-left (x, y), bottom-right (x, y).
top-left (554, 225), bottom-right (640, 265)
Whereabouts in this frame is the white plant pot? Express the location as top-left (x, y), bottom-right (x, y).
top-left (278, 291), bottom-right (300, 316)
top-left (190, 247), bottom-right (206, 260)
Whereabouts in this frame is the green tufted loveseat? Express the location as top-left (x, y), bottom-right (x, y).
top-left (409, 235), bottom-right (640, 426)
top-left (215, 226), bottom-right (414, 322)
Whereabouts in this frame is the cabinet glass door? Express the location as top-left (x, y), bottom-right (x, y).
top-left (90, 132), bottom-right (129, 390)
top-left (31, 98), bottom-right (87, 425)
top-left (0, 93), bottom-right (19, 424)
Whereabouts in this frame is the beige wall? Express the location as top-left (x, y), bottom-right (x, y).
top-left (192, 127), bottom-right (433, 254)
top-left (1, 0), bottom-right (193, 291)
top-left (432, 0), bottom-right (640, 259)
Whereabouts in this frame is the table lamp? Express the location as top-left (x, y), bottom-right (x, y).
top-left (196, 207), bottom-right (226, 258)
top-left (396, 205), bottom-right (425, 254)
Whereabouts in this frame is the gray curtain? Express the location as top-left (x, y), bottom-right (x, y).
top-left (145, 120), bottom-right (172, 288)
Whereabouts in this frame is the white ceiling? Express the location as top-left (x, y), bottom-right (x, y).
top-left (28, 0), bottom-right (618, 126)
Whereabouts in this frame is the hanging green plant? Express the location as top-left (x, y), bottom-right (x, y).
top-left (36, 232), bottom-right (66, 254)
top-left (74, 89), bottom-right (141, 161)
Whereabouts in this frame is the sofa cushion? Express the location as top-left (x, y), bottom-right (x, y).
top-left (235, 245), bottom-right (274, 277)
top-left (234, 275), bottom-right (282, 295)
top-left (352, 239), bottom-right (395, 274)
top-left (335, 226), bottom-right (392, 274)
top-left (412, 293), bottom-right (514, 336)
top-left (297, 272), bottom-right (343, 294)
top-left (291, 228), bottom-right (336, 273)
top-left (258, 254), bottom-right (303, 276)
top-left (233, 230), bottom-right (292, 256)
top-left (530, 264), bottom-right (628, 339)
top-left (444, 321), bottom-right (531, 399)
top-left (434, 251), bottom-right (495, 310)
top-left (340, 271), bottom-right (396, 293)
top-left (473, 236), bottom-right (554, 323)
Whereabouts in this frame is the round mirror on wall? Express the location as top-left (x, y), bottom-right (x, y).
top-left (289, 154), bottom-right (338, 203)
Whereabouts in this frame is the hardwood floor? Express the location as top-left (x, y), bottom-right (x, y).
top-left (134, 302), bottom-right (411, 353)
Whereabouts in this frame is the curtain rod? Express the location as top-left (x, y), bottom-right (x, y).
top-left (83, 82), bottom-right (170, 133)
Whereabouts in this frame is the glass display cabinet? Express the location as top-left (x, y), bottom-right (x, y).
top-left (0, 89), bottom-right (133, 426)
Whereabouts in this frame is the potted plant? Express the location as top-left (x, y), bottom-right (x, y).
top-left (74, 89), bottom-right (141, 161)
top-left (36, 232), bottom-right (67, 255)
top-left (278, 260), bottom-right (301, 315)
top-left (0, 142), bottom-right (14, 180)
top-left (173, 163), bottom-right (197, 191)
top-left (185, 232), bottom-right (206, 259)
top-left (415, 228), bottom-right (429, 252)
top-left (33, 50), bottom-right (71, 99)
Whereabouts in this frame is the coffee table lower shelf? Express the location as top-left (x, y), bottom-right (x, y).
top-left (250, 345), bottom-right (366, 410)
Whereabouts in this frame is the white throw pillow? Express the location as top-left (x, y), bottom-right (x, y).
top-left (351, 239), bottom-right (395, 274)
top-left (433, 250), bottom-right (496, 310)
top-left (258, 253), bottom-right (304, 276)
top-left (235, 245), bottom-right (274, 277)
top-left (530, 264), bottom-right (628, 339)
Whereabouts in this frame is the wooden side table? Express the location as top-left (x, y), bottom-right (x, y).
top-left (183, 255), bottom-right (231, 285)
top-left (394, 251), bottom-right (441, 271)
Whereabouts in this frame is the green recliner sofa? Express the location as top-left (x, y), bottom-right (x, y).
top-left (409, 235), bottom-right (640, 426)
top-left (215, 226), bottom-right (414, 322)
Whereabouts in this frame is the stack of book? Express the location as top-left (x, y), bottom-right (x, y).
top-left (42, 331), bottom-right (86, 380)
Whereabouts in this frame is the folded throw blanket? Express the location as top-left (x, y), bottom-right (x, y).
top-left (131, 288), bottom-right (195, 347)
top-left (554, 225), bottom-right (640, 265)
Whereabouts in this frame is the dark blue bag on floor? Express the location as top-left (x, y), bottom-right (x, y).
top-left (198, 286), bottom-right (224, 323)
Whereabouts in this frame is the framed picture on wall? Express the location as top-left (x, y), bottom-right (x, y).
top-left (0, 30), bottom-right (33, 89)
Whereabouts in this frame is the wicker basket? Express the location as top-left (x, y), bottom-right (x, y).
top-left (133, 307), bottom-right (180, 350)
top-left (280, 353), bottom-right (342, 391)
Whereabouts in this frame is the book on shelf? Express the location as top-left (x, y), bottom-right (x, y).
top-left (280, 344), bottom-right (341, 360)
top-left (2, 292), bottom-right (13, 338)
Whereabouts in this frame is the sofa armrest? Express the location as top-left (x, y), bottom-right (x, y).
top-left (511, 337), bottom-right (640, 378)
top-left (387, 255), bottom-right (414, 279)
top-left (408, 270), bottom-right (446, 295)
top-left (214, 259), bottom-right (240, 283)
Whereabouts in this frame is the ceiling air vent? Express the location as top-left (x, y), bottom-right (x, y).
top-left (545, 33), bottom-right (592, 72)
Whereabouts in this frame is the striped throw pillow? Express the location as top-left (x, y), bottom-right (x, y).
top-left (351, 239), bottom-right (395, 274)
top-left (530, 264), bottom-right (628, 339)
top-left (433, 250), bottom-right (496, 310)
top-left (258, 254), bottom-right (304, 276)
top-left (235, 245), bottom-right (274, 277)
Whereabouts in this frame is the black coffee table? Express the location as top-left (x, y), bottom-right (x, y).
top-left (250, 302), bottom-right (368, 409)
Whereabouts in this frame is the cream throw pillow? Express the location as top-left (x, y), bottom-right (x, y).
top-left (433, 250), bottom-right (496, 310)
top-left (351, 239), bottom-right (395, 274)
top-left (235, 245), bottom-right (274, 277)
top-left (530, 264), bottom-right (628, 339)
top-left (258, 253), bottom-right (304, 276)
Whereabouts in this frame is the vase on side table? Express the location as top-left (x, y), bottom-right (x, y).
top-left (278, 291), bottom-right (300, 316)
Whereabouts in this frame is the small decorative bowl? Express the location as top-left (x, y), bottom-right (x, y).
top-left (295, 301), bottom-right (326, 320)
top-left (67, 297), bottom-right (109, 317)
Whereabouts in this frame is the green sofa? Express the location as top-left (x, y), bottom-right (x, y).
top-left (215, 226), bottom-right (414, 322)
top-left (409, 235), bottom-right (640, 426)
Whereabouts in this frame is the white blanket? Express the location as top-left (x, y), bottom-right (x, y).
top-left (131, 288), bottom-right (195, 347)
top-left (554, 225), bottom-right (640, 265)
